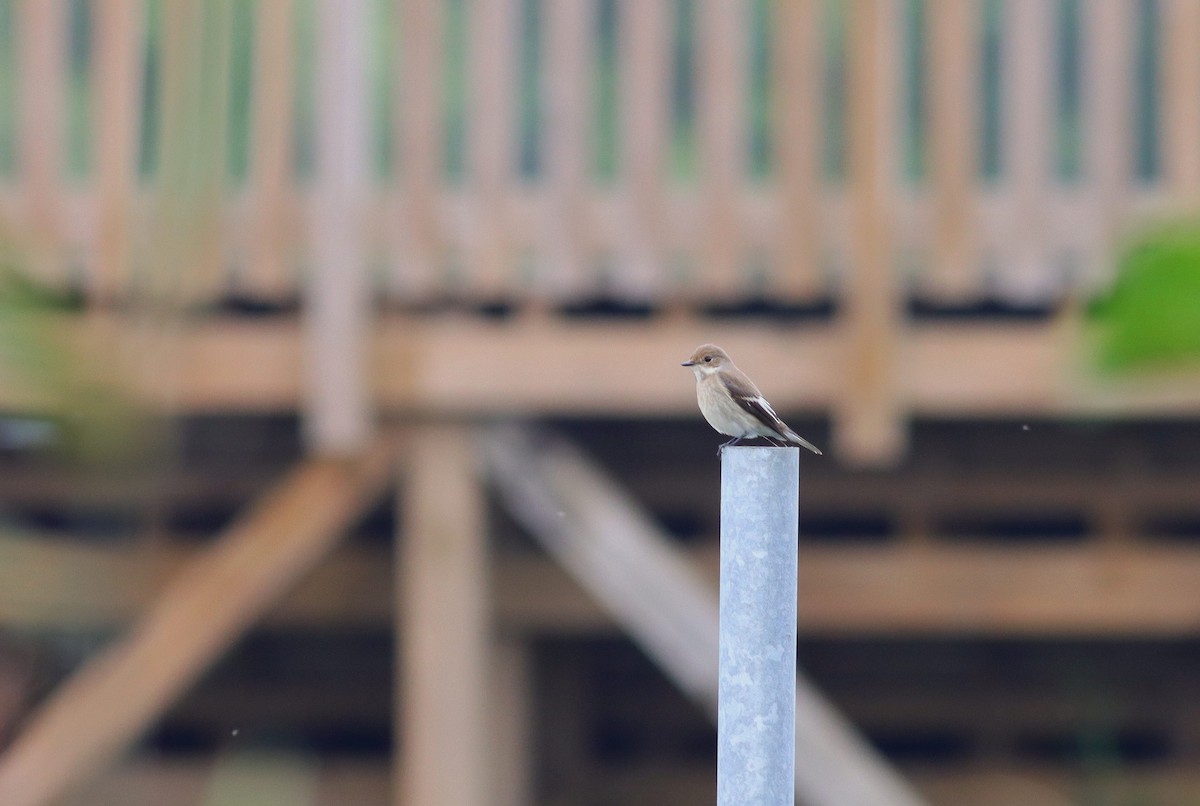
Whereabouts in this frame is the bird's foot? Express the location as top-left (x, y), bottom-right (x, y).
top-left (717, 436), bottom-right (741, 457)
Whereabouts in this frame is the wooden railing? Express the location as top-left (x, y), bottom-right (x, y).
top-left (0, 0), bottom-right (1193, 308)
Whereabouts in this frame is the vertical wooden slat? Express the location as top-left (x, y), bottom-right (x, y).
top-left (202, 1), bottom-right (234, 300)
top-left (840, 0), bottom-right (904, 465)
top-left (467, 0), bottom-right (519, 299)
top-left (244, 0), bottom-right (296, 300)
top-left (616, 0), bottom-right (671, 299)
top-left (1002, 0), bottom-right (1055, 301)
top-left (1161, 0), bottom-right (1200, 205)
top-left (1082, 0), bottom-right (1134, 291)
top-left (16, 0), bottom-right (68, 286)
top-left (541, 0), bottom-right (593, 300)
top-left (134, 1), bottom-right (204, 421)
top-left (153, 1), bottom-right (198, 198)
top-left (696, 0), bottom-right (749, 299)
top-left (306, 0), bottom-right (373, 455)
top-left (925, 0), bottom-right (980, 299)
top-left (151, 1), bottom-right (233, 304)
top-left (91, 0), bottom-right (143, 305)
top-left (148, 0), bottom-right (202, 305)
top-left (399, 426), bottom-right (490, 806)
top-left (772, 0), bottom-right (824, 300)
top-left (394, 0), bottom-right (444, 301)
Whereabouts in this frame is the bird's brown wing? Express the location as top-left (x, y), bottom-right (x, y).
top-left (720, 370), bottom-right (786, 438)
top-left (731, 390), bottom-right (792, 439)
top-left (722, 369), bottom-right (823, 454)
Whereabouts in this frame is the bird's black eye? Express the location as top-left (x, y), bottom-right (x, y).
top-left (704, 356), bottom-right (712, 363)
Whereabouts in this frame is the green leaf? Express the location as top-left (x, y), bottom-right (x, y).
top-left (1088, 221), bottom-right (1200, 373)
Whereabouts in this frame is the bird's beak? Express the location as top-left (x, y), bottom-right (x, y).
top-left (681, 360), bottom-right (694, 367)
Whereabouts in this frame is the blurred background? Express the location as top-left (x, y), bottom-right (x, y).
top-left (1, 0), bottom-right (1200, 804)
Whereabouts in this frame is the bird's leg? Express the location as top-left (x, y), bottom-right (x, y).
top-left (762, 436), bottom-right (783, 448)
top-left (717, 436), bottom-right (741, 457)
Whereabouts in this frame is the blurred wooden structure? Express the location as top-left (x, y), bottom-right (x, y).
top-left (9, 0), bottom-right (1191, 300)
top-left (1, 1), bottom-right (1200, 805)
top-left (0, 0), bottom-right (1197, 458)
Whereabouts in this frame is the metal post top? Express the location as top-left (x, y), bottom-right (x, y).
top-left (720, 445), bottom-right (802, 467)
top-left (722, 445), bottom-right (800, 450)
top-left (721, 445), bottom-right (801, 453)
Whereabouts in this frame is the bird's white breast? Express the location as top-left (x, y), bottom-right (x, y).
top-left (696, 374), bottom-right (754, 438)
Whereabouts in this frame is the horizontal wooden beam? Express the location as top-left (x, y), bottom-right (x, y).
top-left (5, 315), bottom-right (1200, 417)
top-left (503, 542), bottom-right (1200, 636)
top-left (62, 755), bottom-right (1200, 806)
top-left (8, 535), bottom-right (1200, 636)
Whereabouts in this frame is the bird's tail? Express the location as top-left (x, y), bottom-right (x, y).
top-left (779, 427), bottom-right (823, 455)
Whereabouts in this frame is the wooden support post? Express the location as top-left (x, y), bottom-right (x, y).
top-left (841, 0), bottom-right (905, 464)
top-left (306, 0), bottom-right (373, 454)
top-left (0, 449), bottom-right (393, 806)
top-left (398, 425), bottom-right (490, 806)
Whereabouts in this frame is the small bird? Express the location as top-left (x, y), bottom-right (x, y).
top-left (681, 343), bottom-right (822, 456)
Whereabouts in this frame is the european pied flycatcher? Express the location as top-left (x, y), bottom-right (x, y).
top-left (682, 343), bottom-right (822, 456)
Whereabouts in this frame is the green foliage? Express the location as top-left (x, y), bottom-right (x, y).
top-left (1088, 221), bottom-right (1200, 373)
top-left (0, 266), bottom-right (79, 387)
top-left (0, 264), bottom-right (146, 464)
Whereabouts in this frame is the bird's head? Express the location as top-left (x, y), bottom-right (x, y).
top-left (681, 344), bottom-right (730, 377)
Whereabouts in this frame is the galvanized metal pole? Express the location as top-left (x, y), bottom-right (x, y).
top-left (718, 446), bottom-right (799, 806)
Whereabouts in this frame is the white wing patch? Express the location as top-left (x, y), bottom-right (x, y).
top-left (748, 395), bottom-right (778, 420)
top-left (733, 393), bottom-right (789, 438)
top-left (735, 390), bottom-right (824, 454)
